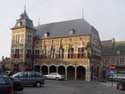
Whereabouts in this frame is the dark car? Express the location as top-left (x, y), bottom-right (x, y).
top-left (12, 71), bottom-right (45, 87)
top-left (10, 77), bottom-right (24, 92)
top-left (0, 75), bottom-right (14, 94)
top-left (117, 80), bottom-right (125, 91)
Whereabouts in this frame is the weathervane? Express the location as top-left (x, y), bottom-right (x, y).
top-left (24, 0), bottom-right (27, 12)
top-left (82, 8), bottom-right (84, 19)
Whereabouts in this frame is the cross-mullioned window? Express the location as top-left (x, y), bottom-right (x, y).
top-left (78, 47), bottom-right (84, 58)
top-left (68, 48), bottom-right (74, 58)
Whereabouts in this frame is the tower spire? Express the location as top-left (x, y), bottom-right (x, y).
top-left (20, 0), bottom-right (29, 19)
top-left (38, 17), bottom-right (41, 26)
top-left (24, 0), bottom-right (27, 12)
top-left (82, 8), bottom-right (84, 19)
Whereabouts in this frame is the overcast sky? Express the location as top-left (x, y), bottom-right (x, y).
top-left (0, 0), bottom-right (125, 60)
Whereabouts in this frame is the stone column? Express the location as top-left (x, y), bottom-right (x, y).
top-left (65, 67), bottom-right (67, 80)
top-left (75, 67), bottom-right (77, 80)
top-left (40, 66), bottom-right (42, 73)
top-left (56, 66), bottom-right (58, 73)
top-left (48, 66), bottom-right (50, 74)
top-left (85, 58), bottom-right (91, 81)
top-left (86, 68), bottom-right (91, 81)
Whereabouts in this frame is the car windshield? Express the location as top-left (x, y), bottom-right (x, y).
top-left (35, 72), bottom-right (42, 77)
top-left (12, 72), bottom-right (27, 78)
top-left (0, 77), bottom-right (10, 84)
top-left (50, 73), bottom-right (58, 75)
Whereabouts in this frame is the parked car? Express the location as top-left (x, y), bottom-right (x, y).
top-left (11, 71), bottom-right (45, 87)
top-left (108, 74), bottom-right (125, 81)
top-left (44, 73), bottom-right (64, 80)
top-left (10, 77), bottom-right (24, 92)
top-left (117, 80), bottom-right (125, 91)
top-left (0, 72), bottom-right (23, 94)
top-left (0, 74), bottom-right (14, 94)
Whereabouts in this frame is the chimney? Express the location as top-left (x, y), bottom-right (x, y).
top-left (2, 56), bottom-right (4, 61)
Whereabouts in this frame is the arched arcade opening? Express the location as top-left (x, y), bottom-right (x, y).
top-left (49, 65), bottom-right (56, 73)
top-left (77, 66), bottom-right (86, 80)
top-left (34, 65), bottom-right (40, 72)
top-left (58, 66), bottom-right (65, 75)
top-left (41, 65), bottom-right (48, 75)
top-left (67, 66), bottom-right (75, 80)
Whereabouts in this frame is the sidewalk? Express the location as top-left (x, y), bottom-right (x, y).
top-left (99, 81), bottom-right (117, 87)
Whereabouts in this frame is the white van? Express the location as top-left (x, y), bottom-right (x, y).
top-left (108, 74), bottom-right (125, 80)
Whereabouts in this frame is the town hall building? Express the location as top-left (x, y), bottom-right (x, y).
top-left (11, 10), bottom-right (101, 81)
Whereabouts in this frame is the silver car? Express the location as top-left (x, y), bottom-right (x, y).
top-left (44, 73), bottom-right (64, 80)
top-left (12, 71), bottom-right (45, 87)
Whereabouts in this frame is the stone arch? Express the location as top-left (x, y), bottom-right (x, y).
top-left (49, 65), bottom-right (57, 73)
top-left (77, 66), bottom-right (86, 80)
top-left (34, 65), bottom-right (40, 72)
top-left (58, 66), bottom-right (65, 75)
top-left (67, 66), bottom-right (75, 80)
top-left (41, 65), bottom-right (48, 75)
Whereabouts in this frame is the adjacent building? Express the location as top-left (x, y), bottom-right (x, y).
top-left (11, 10), bottom-right (101, 81)
top-left (101, 39), bottom-right (125, 78)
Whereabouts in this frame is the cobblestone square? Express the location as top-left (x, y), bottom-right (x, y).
top-left (21, 80), bottom-right (125, 94)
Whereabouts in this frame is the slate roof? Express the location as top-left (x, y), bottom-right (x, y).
top-left (12, 10), bottom-right (34, 29)
top-left (113, 41), bottom-right (125, 55)
top-left (101, 40), bottom-right (113, 56)
top-left (35, 19), bottom-right (91, 38)
top-left (101, 40), bottom-right (125, 56)
top-left (20, 10), bottom-right (30, 20)
top-left (101, 40), bottom-right (113, 48)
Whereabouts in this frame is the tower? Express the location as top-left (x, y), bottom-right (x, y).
top-left (11, 10), bottom-right (36, 70)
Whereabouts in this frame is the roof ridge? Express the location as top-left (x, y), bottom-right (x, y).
top-left (35, 18), bottom-right (87, 27)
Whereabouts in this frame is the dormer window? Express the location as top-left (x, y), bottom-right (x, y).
top-left (69, 29), bottom-right (75, 35)
top-left (17, 22), bottom-right (21, 26)
top-left (16, 21), bottom-right (22, 27)
top-left (44, 32), bottom-right (50, 37)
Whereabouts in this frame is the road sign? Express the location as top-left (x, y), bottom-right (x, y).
top-left (111, 70), bottom-right (115, 75)
top-left (110, 65), bottom-right (116, 70)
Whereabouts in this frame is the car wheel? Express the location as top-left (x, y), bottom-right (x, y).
top-left (35, 82), bottom-right (41, 87)
top-left (118, 84), bottom-right (123, 90)
top-left (55, 77), bottom-right (59, 80)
